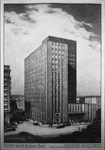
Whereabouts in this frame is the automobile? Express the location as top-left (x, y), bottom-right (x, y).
top-left (19, 116), bottom-right (28, 121)
top-left (13, 121), bottom-right (18, 125)
top-left (22, 117), bottom-right (28, 121)
top-left (33, 121), bottom-right (39, 126)
top-left (56, 124), bottom-right (65, 129)
top-left (18, 120), bottom-right (23, 124)
top-left (63, 122), bottom-right (71, 126)
top-left (10, 122), bottom-right (17, 127)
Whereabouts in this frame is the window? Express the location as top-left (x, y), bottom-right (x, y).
top-left (52, 62), bottom-right (54, 65)
top-left (55, 55), bottom-right (57, 58)
top-left (78, 106), bottom-right (79, 112)
top-left (55, 51), bottom-right (57, 54)
top-left (55, 43), bottom-right (57, 46)
top-left (4, 107), bottom-right (8, 111)
top-left (58, 101), bottom-right (60, 113)
top-left (4, 102), bottom-right (8, 106)
top-left (69, 105), bottom-right (71, 112)
top-left (4, 93), bottom-right (7, 96)
top-left (72, 106), bottom-right (74, 112)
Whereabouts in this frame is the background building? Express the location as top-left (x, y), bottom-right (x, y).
top-left (25, 36), bottom-right (76, 124)
top-left (11, 95), bottom-right (25, 111)
top-left (76, 96), bottom-right (101, 122)
top-left (83, 103), bottom-right (98, 122)
top-left (76, 96), bottom-right (101, 108)
top-left (4, 65), bottom-right (11, 124)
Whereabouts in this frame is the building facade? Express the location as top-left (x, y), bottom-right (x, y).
top-left (25, 36), bottom-right (76, 124)
top-left (68, 103), bottom-right (85, 123)
top-left (68, 103), bottom-right (98, 123)
top-left (4, 65), bottom-right (11, 124)
top-left (76, 96), bottom-right (101, 123)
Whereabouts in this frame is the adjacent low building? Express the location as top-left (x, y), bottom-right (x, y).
top-left (76, 96), bottom-right (101, 123)
top-left (68, 103), bottom-right (85, 123)
top-left (83, 103), bottom-right (98, 122)
top-left (68, 103), bottom-right (98, 123)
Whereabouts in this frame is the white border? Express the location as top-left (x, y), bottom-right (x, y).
top-left (101, 1), bottom-right (105, 150)
top-left (1, 0), bottom-right (4, 148)
top-left (0, 0), bottom-right (105, 150)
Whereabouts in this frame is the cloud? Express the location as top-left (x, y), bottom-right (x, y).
top-left (4, 4), bottom-right (101, 96)
top-left (5, 11), bottom-right (37, 26)
top-left (81, 21), bottom-right (94, 28)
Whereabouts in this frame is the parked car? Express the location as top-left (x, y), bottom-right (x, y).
top-left (33, 121), bottom-right (39, 126)
top-left (13, 121), bottom-right (18, 126)
top-left (10, 122), bottom-right (17, 127)
top-left (18, 120), bottom-right (23, 124)
top-left (19, 116), bottom-right (28, 121)
top-left (56, 124), bottom-right (65, 129)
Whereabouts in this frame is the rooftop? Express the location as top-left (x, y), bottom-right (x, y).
top-left (42, 36), bottom-right (76, 44)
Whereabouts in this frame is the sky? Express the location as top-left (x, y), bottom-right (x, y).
top-left (4, 3), bottom-right (101, 96)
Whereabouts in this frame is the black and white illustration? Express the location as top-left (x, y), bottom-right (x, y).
top-left (1, 0), bottom-right (105, 149)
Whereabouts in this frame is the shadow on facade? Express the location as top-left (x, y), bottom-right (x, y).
top-left (25, 101), bottom-right (31, 119)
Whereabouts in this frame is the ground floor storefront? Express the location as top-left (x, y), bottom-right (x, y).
top-left (68, 113), bottom-right (85, 124)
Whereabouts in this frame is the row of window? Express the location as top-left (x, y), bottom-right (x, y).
top-left (4, 98), bottom-right (7, 101)
top-left (4, 102), bottom-right (8, 106)
top-left (25, 76), bottom-right (46, 81)
top-left (68, 53), bottom-right (75, 57)
top-left (52, 50), bottom-right (64, 55)
top-left (52, 98), bottom-right (62, 114)
top-left (52, 42), bottom-right (64, 47)
top-left (25, 92), bottom-right (46, 97)
top-left (25, 77), bottom-right (46, 82)
top-left (4, 105), bottom-right (8, 110)
top-left (68, 105), bottom-right (83, 112)
top-left (25, 83), bottom-right (46, 88)
top-left (25, 90), bottom-right (46, 96)
top-left (31, 111), bottom-right (46, 123)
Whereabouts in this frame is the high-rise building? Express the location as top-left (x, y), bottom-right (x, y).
top-left (25, 36), bottom-right (76, 124)
top-left (4, 65), bottom-right (11, 124)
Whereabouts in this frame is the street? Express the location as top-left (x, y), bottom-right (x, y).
top-left (5, 121), bottom-right (88, 137)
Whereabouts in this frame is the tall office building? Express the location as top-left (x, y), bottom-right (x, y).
top-left (4, 65), bottom-right (11, 124)
top-left (25, 36), bottom-right (76, 124)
